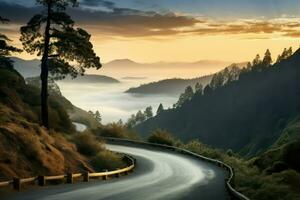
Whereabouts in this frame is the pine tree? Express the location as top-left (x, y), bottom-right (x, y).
top-left (94, 110), bottom-right (102, 123)
top-left (203, 85), bottom-right (213, 95)
top-left (156, 103), bottom-right (164, 115)
top-left (144, 106), bottom-right (153, 119)
top-left (20, 0), bottom-right (101, 129)
top-left (135, 110), bottom-right (146, 124)
top-left (210, 72), bottom-right (225, 89)
top-left (174, 86), bottom-right (194, 108)
top-left (287, 47), bottom-right (293, 57)
top-left (195, 82), bottom-right (203, 94)
top-left (252, 54), bottom-right (261, 66)
top-left (262, 49), bottom-right (272, 67)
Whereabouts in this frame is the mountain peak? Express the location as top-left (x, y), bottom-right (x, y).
top-left (106, 59), bottom-right (138, 65)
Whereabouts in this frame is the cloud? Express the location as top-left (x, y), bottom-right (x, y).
top-left (81, 0), bottom-right (116, 9)
top-left (1, 1), bottom-right (300, 38)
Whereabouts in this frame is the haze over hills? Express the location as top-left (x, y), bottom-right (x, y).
top-left (126, 76), bottom-right (213, 96)
top-left (136, 49), bottom-right (300, 156)
top-left (103, 58), bottom-right (233, 69)
top-left (126, 63), bottom-right (247, 96)
top-left (58, 74), bottom-right (120, 84)
top-left (10, 57), bottom-right (120, 84)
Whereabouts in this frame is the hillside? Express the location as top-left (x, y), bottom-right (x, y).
top-left (0, 60), bottom-right (126, 181)
top-left (25, 77), bottom-right (101, 129)
top-left (136, 49), bottom-right (300, 156)
top-left (10, 57), bottom-right (40, 78)
top-left (58, 74), bottom-right (120, 84)
top-left (126, 76), bottom-right (212, 96)
top-left (0, 64), bottom-right (93, 180)
top-left (125, 63), bottom-right (246, 96)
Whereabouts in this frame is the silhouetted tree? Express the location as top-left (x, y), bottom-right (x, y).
top-left (135, 110), bottom-right (146, 123)
top-left (195, 82), bottom-right (203, 94)
top-left (157, 103), bottom-right (164, 115)
top-left (252, 54), bottom-right (261, 66)
top-left (262, 49), bottom-right (272, 67)
top-left (174, 86), bottom-right (194, 108)
top-left (0, 17), bottom-right (21, 68)
top-left (246, 62), bottom-right (252, 70)
top-left (210, 72), bottom-right (225, 89)
top-left (144, 106), bottom-right (153, 119)
top-left (203, 85), bottom-right (213, 95)
top-left (276, 47), bottom-right (293, 63)
top-left (126, 114), bottom-right (137, 129)
top-left (287, 47), bottom-right (293, 57)
top-left (20, 0), bottom-right (101, 129)
top-left (94, 110), bottom-right (102, 123)
top-left (117, 119), bottom-right (123, 126)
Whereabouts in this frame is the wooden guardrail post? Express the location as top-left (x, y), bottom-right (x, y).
top-left (115, 169), bottom-right (120, 178)
top-left (38, 175), bottom-right (46, 186)
top-left (13, 178), bottom-right (21, 191)
top-left (103, 170), bottom-right (108, 180)
top-left (66, 173), bottom-right (73, 184)
top-left (83, 172), bottom-right (89, 182)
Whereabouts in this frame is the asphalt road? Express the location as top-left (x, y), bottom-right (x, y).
top-left (5, 143), bottom-right (230, 200)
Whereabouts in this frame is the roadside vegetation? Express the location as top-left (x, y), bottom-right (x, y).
top-left (72, 132), bottom-right (127, 171)
top-left (147, 130), bottom-right (300, 200)
top-left (92, 123), bottom-right (140, 140)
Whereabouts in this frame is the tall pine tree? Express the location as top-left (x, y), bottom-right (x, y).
top-left (20, 0), bottom-right (101, 129)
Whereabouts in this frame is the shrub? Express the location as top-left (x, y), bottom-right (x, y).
top-left (72, 132), bottom-right (104, 156)
top-left (93, 123), bottom-right (140, 140)
top-left (148, 129), bottom-right (175, 146)
top-left (91, 150), bottom-right (126, 171)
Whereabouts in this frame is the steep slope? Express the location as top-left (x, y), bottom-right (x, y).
top-left (136, 50), bottom-right (300, 156)
top-left (25, 77), bottom-right (101, 129)
top-left (0, 64), bottom-right (93, 180)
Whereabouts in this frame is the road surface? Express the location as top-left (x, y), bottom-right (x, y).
top-left (5, 143), bottom-right (229, 200)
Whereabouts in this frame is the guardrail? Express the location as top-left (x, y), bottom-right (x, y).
top-left (103, 137), bottom-right (250, 200)
top-left (0, 154), bottom-right (135, 191)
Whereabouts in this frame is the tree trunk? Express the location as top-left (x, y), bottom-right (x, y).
top-left (40, 1), bottom-right (52, 129)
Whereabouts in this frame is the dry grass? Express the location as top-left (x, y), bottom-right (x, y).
top-left (0, 113), bottom-right (93, 180)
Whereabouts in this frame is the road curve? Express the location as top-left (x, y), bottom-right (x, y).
top-left (5, 143), bottom-right (229, 200)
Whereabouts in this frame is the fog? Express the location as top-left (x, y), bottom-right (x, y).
top-left (57, 63), bottom-right (226, 124)
top-left (57, 79), bottom-right (178, 124)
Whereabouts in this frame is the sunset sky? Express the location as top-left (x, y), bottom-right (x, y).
top-left (1, 0), bottom-right (300, 63)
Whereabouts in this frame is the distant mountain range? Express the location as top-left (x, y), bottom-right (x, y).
top-left (104, 58), bottom-right (233, 70)
top-left (10, 57), bottom-right (120, 84)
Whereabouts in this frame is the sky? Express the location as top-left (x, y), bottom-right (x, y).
top-left (1, 0), bottom-right (300, 63)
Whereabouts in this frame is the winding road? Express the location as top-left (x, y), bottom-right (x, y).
top-left (6, 142), bottom-right (230, 200)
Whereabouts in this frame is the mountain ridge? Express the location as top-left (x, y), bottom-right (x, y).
top-left (135, 49), bottom-right (300, 156)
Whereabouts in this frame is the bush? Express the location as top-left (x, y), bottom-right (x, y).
top-left (72, 132), bottom-right (104, 156)
top-left (91, 150), bottom-right (126, 171)
top-left (148, 129), bottom-right (176, 146)
top-left (93, 123), bottom-right (140, 140)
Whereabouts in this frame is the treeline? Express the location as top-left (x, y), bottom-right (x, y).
top-left (173, 47), bottom-right (294, 108)
top-left (125, 106), bottom-right (154, 128)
